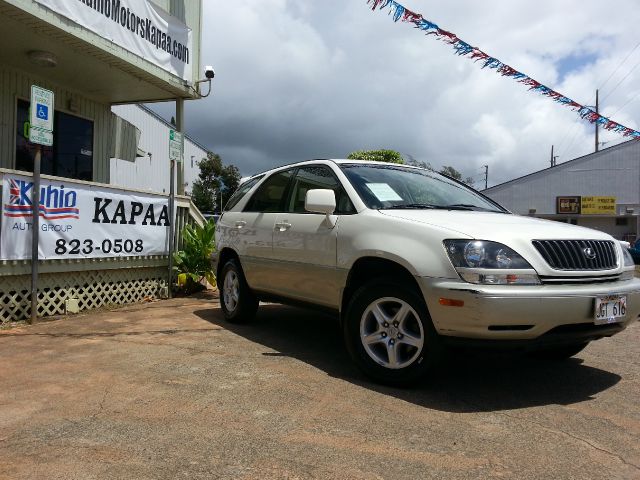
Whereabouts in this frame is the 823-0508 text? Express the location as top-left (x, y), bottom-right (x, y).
top-left (54, 239), bottom-right (144, 255)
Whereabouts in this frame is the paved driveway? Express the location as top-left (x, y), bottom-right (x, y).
top-left (1, 292), bottom-right (639, 479)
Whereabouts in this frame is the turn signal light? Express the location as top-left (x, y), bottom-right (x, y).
top-left (439, 298), bottom-right (464, 307)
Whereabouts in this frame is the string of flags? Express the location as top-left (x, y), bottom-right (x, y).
top-left (366, 0), bottom-right (640, 139)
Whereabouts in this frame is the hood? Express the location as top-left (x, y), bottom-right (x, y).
top-left (378, 210), bottom-right (613, 242)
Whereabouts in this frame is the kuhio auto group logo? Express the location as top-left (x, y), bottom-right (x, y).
top-left (4, 179), bottom-right (79, 220)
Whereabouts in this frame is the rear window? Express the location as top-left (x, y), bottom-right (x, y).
top-left (244, 169), bottom-right (295, 212)
top-left (224, 175), bottom-right (264, 211)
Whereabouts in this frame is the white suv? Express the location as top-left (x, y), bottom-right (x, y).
top-left (214, 160), bottom-right (639, 385)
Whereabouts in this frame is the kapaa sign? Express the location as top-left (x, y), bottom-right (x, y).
top-left (0, 173), bottom-right (170, 260)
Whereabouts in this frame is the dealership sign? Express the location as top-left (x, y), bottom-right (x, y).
top-left (35, 0), bottom-right (193, 82)
top-left (556, 196), bottom-right (616, 215)
top-left (0, 173), bottom-right (170, 260)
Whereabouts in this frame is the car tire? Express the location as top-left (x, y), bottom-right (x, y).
top-left (219, 258), bottom-right (258, 324)
top-left (531, 342), bottom-right (589, 360)
top-left (343, 280), bottom-right (443, 386)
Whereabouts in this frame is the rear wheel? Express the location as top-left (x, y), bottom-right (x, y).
top-left (531, 342), bottom-right (589, 360)
top-left (343, 281), bottom-right (442, 386)
top-left (220, 259), bottom-right (258, 324)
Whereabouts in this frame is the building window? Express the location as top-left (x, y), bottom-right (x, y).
top-left (16, 99), bottom-right (94, 181)
top-left (616, 217), bottom-right (629, 226)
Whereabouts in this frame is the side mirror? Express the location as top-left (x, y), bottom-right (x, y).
top-left (305, 189), bottom-right (336, 215)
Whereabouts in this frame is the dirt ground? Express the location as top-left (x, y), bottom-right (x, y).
top-left (0, 292), bottom-right (639, 479)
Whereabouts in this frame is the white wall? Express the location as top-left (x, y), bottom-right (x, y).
top-left (110, 104), bottom-right (208, 194)
top-left (485, 141), bottom-right (640, 215)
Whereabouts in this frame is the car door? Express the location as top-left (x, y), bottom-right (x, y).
top-left (233, 168), bottom-right (295, 292)
top-left (271, 164), bottom-right (356, 307)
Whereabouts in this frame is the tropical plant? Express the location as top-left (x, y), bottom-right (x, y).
top-left (173, 219), bottom-right (217, 294)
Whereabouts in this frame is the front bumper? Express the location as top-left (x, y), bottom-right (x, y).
top-left (418, 276), bottom-right (640, 343)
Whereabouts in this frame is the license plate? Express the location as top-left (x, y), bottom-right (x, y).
top-left (594, 295), bottom-right (627, 325)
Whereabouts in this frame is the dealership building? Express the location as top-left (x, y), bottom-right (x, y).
top-left (484, 140), bottom-right (640, 243)
top-left (0, 0), bottom-right (206, 322)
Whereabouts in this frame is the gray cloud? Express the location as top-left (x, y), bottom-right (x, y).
top-left (151, 0), bottom-right (640, 187)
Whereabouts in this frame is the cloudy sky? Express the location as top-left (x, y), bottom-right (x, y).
top-left (153, 0), bottom-right (640, 187)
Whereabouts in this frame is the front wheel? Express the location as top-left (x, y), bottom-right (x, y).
top-left (219, 259), bottom-right (258, 324)
top-left (343, 281), bottom-right (442, 386)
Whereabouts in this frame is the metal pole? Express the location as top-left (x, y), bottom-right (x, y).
top-left (30, 146), bottom-right (42, 324)
top-left (595, 89), bottom-right (600, 153)
top-left (551, 145), bottom-right (554, 167)
top-left (168, 158), bottom-right (175, 299)
top-left (176, 98), bottom-right (185, 195)
top-left (484, 165), bottom-right (488, 190)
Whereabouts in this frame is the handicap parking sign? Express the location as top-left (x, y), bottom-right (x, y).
top-left (36, 104), bottom-right (48, 121)
top-left (29, 85), bottom-right (54, 146)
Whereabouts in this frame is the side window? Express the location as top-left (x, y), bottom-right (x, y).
top-left (244, 169), bottom-right (294, 212)
top-left (288, 166), bottom-right (355, 214)
top-left (224, 175), bottom-right (264, 211)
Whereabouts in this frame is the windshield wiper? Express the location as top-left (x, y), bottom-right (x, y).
top-left (444, 203), bottom-right (504, 212)
top-left (382, 203), bottom-right (478, 211)
top-left (382, 203), bottom-right (438, 210)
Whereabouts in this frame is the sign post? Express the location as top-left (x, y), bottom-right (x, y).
top-left (28, 85), bottom-right (54, 323)
top-left (167, 129), bottom-right (182, 299)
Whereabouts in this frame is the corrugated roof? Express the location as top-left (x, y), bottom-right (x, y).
top-left (485, 139), bottom-right (638, 192)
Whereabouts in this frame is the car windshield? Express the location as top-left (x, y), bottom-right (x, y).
top-left (340, 164), bottom-right (506, 213)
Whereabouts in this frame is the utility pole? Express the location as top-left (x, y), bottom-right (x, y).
top-left (550, 145), bottom-right (558, 167)
top-left (595, 89), bottom-right (600, 153)
top-left (483, 165), bottom-right (489, 190)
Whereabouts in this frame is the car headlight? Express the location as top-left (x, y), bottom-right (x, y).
top-left (622, 247), bottom-right (635, 268)
top-left (444, 240), bottom-right (540, 285)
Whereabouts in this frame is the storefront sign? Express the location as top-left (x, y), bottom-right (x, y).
top-left (556, 196), bottom-right (581, 214)
top-left (581, 196), bottom-right (616, 215)
top-left (0, 173), bottom-right (170, 260)
top-left (35, 0), bottom-right (193, 82)
top-left (556, 196), bottom-right (616, 215)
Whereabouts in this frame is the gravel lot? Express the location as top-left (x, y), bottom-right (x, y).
top-left (1, 292), bottom-right (639, 479)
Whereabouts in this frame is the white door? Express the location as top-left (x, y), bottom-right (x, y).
top-left (236, 168), bottom-right (296, 292)
top-left (271, 165), bottom-right (356, 307)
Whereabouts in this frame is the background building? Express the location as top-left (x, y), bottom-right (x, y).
top-left (0, 0), bottom-right (203, 182)
top-left (0, 0), bottom-right (206, 323)
top-left (111, 104), bottom-right (208, 194)
top-left (484, 140), bottom-right (640, 242)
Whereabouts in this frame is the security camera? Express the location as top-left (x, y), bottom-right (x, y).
top-left (204, 66), bottom-right (215, 79)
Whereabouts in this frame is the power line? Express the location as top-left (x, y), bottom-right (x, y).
top-left (597, 40), bottom-right (640, 91)
top-left (561, 122), bottom-right (587, 161)
top-left (608, 88), bottom-right (640, 117)
top-left (601, 57), bottom-right (640, 102)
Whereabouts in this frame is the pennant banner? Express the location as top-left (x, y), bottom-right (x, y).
top-left (367, 0), bottom-right (640, 139)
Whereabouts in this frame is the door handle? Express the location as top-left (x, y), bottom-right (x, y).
top-left (235, 220), bottom-right (247, 228)
top-left (274, 221), bottom-right (292, 232)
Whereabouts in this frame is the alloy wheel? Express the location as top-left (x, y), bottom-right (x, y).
top-left (359, 297), bottom-right (425, 369)
top-left (223, 270), bottom-right (240, 313)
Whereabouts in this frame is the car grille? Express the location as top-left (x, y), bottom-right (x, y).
top-left (532, 240), bottom-right (617, 271)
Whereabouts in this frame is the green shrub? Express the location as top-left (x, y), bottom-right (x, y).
top-left (173, 219), bottom-right (216, 294)
top-left (347, 149), bottom-right (405, 164)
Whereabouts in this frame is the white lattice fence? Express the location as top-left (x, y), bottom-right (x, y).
top-left (0, 267), bottom-right (167, 323)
